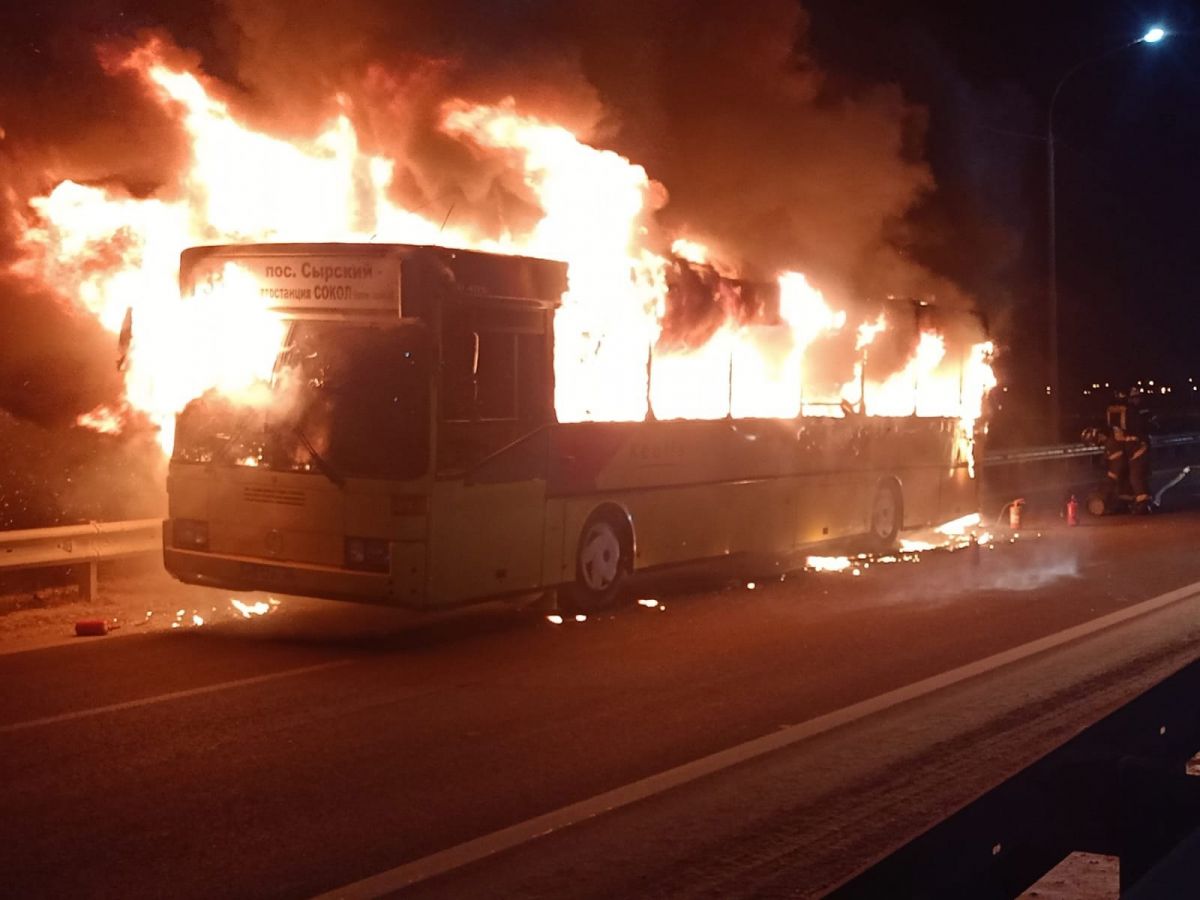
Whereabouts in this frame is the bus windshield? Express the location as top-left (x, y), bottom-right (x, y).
top-left (174, 321), bottom-right (430, 481)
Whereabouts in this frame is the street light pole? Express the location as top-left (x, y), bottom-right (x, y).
top-left (1045, 26), bottom-right (1164, 441)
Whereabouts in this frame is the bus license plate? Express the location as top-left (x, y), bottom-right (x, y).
top-left (239, 562), bottom-right (295, 588)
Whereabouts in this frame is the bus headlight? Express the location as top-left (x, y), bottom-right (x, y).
top-left (173, 519), bottom-right (209, 551)
top-left (345, 537), bottom-right (390, 573)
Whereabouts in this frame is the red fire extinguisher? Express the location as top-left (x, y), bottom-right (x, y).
top-left (1009, 498), bottom-right (1025, 529)
top-left (1066, 495), bottom-right (1079, 526)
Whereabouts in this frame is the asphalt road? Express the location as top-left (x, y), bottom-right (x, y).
top-left (5, 494), bottom-right (1200, 899)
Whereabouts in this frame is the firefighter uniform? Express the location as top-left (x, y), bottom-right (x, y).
top-left (1103, 398), bottom-right (1130, 506)
top-left (1106, 390), bottom-right (1152, 513)
top-left (1125, 391), bottom-right (1152, 512)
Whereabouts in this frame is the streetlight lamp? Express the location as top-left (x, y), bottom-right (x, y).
top-left (1046, 25), bottom-right (1165, 439)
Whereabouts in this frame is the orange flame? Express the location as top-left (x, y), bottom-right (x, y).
top-left (11, 43), bottom-right (996, 459)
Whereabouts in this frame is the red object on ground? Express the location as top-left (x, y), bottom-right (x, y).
top-left (1067, 495), bottom-right (1079, 526)
top-left (74, 619), bottom-right (109, 637)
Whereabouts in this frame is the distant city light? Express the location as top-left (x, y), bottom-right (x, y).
top-left (1143, 26), bottom-right (1166, 43)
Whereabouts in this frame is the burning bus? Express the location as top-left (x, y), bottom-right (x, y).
top-left (163, 241), bottom-right (990, 612)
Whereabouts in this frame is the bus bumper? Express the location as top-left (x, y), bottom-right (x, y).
top-left (163, 546), bottom-right (396, 605)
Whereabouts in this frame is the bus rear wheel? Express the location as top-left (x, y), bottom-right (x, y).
top-left (563, 513), bottom-right (631, 614)
top-left (867, 481), bottom-right (902, 551)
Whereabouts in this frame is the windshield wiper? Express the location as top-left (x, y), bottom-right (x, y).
top-left (291, 424), bottom-right (346, 489)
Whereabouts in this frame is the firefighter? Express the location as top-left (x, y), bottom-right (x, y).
top-left (1124, 387), bottom-right (1153, 512)
top-left (1100, 391), bottom-right (1131, 510)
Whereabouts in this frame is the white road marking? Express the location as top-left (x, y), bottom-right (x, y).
top-left (315, 579), bottom-right (1200, 899)
top-left (0, 659), bottom-right (353, 734)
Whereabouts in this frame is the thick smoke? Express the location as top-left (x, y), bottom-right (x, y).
top-left (3, 0), bottom-right (976, 423)
top-left (0, 211), bottom-right (125, 426)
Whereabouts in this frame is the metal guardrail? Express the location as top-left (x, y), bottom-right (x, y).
top-left (983, 442), bottom-right (1101, 466)
top-left (982, 432), bottom-right (1200, 467)
top-left (0, 519), bottom-right (161, 601)
top-left (833, 653), bottom-right (1200, 898)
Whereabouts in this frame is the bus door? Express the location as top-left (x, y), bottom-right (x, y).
top-left (428, 310), bottom-right (555, 605)
top-left (430, 430), bottom-right (550, 603)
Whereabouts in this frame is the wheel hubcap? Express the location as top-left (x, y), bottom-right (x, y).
top-left (580, 524), bottom-right (621, 591)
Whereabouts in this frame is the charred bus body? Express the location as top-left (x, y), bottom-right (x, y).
top-left (164, 243), bottom-right (978, 611)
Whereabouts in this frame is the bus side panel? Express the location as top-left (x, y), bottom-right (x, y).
top-left (551, 416), bottom-right (974, 582)
top-left (899, 465), bottom-right (942, 527)
top-left (869, 418), bottom-right (957, 529)
top-left (541, 497), bottom-right (568, 588)
top-left (428, 478), bottom-right (547, 606)
top-left (559, 478), bottom-right (800, 577)
top-left (738, 477), bottom-right (801, 555)
top-left (622, 481), bottom-right (789, 568)
top-left (802, 471), bottom-right (876, 543)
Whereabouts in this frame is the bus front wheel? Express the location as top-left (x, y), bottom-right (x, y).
top-left (563, 513), bottom-right (631, 614)
top-left (867, 481), bottom-right (902, 551)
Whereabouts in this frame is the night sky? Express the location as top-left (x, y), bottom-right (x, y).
top-left (806, 0), bottom-right (1200, 409)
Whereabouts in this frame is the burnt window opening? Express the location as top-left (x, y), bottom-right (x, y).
top-left (438, 308), bottom-right (551, 472)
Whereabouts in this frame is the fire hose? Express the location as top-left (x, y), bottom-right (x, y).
top-left (1154, 466), bottom-right (1193, 507)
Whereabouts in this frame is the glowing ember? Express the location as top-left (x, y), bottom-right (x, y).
top-left (805, 556), bottom-right (853, 573)
top-left (10, 41), bottom-right (996, 455)
top-left (191, 613), bottom-right (204, 626)
top-left (637, 598), bottom-right (660, 608)
top-left (935, 513), bottom-right (982, 535)
top-left (230, 598), bottom-right (272, 618)
top-left (546, 614), bottom-right (564, 625)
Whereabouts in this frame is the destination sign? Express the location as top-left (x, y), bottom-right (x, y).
top-left (183, 252), bottom-right (403, 313)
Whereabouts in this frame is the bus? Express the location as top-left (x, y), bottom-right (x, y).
top-left (164, 243), bottom-right (980, 613)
